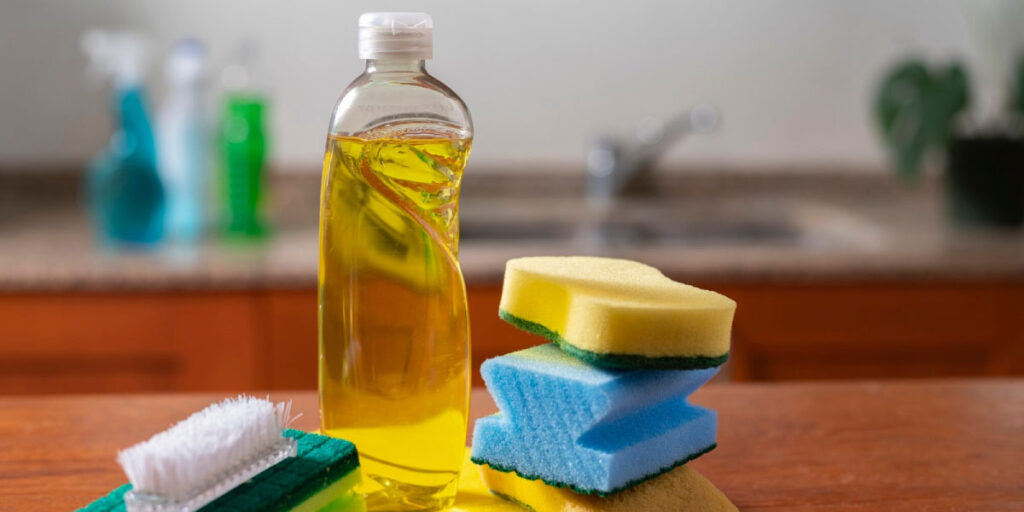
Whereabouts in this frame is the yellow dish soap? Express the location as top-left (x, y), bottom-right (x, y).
top-left (318, 12), bottom-right (472, 512)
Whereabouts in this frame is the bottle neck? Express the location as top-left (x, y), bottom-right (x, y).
top-left (365, 58), bottom-right (426, 74)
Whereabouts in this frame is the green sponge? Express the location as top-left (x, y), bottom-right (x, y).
top-left (79, 430), bottom-right (362, 512)
top-left (499, 256), bottom-right (735, 370)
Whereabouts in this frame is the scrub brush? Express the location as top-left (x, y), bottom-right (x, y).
top-left (80, 395), bottom-right (362, 512)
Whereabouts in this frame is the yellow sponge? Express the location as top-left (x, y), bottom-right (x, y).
top-left (453, 453), bottom-right (538, 512)
top-left (498, 256), bottom-right (735, 369)
top-left (478, 460), bottom-right (737, 512)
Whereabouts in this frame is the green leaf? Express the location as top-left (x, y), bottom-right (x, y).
top-left (1013, 53), bottom-right (1024, 116)
top-left (874, 60), bottom-right (969, 180)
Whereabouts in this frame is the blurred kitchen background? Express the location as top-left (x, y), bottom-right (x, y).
top-left (1, 1), bottom-right (1022, 394)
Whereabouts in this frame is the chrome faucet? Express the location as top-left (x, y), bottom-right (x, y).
top-left (586, 104), bottom-right (719, 199)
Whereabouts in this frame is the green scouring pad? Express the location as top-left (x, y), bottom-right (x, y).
top-left (79, 429), bottom-right (362, 512)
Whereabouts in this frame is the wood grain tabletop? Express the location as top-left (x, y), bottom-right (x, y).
top-left (1, 380), bottom-right (1021, 511)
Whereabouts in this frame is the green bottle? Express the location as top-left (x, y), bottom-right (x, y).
top-left (220, 93), bottom-right (268, 238)
top-left (219, 41), bottom-right (268, 239)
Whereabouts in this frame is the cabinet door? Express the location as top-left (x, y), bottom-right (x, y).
top-left (719, 283), bottom-right (1020, 380)
top-left (0, 292), bottom-right (263, 394)
top-left (262, 290), bottom-right (319, 389)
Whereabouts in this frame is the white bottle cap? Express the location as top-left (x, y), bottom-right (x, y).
top-left (358, 12), bottom-right (433, 60)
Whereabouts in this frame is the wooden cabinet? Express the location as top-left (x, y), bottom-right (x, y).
top-left (0, 292), bottom-right (266, 393)
top-left (263, 291), bottom-right (318, 390)
top-left (1, 281), bottom-right (1022, 394)
top-left (711, 282), bottom-right (1024, 380)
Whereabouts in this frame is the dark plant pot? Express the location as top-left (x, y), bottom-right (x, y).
top-left (946, 135), bottom-right (1024, 228)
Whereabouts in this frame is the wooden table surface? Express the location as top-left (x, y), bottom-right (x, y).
top-left (1, 380), bottom-right (1021, 511)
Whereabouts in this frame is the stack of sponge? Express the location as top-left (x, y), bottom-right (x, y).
top-left (471, 256), bottom-right (738, 512)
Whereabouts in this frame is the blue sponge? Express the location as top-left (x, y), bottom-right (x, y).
top-left (470, 343), bottom-right (718, 496)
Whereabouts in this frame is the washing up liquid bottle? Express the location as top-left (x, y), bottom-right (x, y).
top-left (81, 31), bottom-right (165, 247)
top-left (157, 39), bottom-right (208, 244)
top-left (319, 12), bottom-right (472, 511)
top-left (218, 41), bottom-right (269, 239)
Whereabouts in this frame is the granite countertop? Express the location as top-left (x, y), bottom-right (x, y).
top-left (2, 170), bottom-right (1023, 292)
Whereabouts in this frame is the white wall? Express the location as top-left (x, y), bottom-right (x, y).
top-left (0, 1), bottom-right (1013, 172)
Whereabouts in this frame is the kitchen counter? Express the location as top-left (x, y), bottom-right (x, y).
top-left (1, 170), bottom-right (1023, 292)
top-left (2, 171), bottom-right (1023, 391)
top-left (1, 380), bottom-right (1021, 511)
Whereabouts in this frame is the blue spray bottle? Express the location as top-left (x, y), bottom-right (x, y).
top-left (81, 31), bottom-right (165, 247)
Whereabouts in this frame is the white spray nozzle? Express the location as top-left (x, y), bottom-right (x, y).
top-left (165, 38), bottom-right (206, 87)
top-left (81, 30), bottom-right (149, 88)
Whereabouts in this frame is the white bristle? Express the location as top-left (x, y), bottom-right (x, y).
top-left (117, 395), bottom-right (293, 502)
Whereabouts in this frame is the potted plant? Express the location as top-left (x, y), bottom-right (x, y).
top-left (874, 55), bottom-right (1024, 228)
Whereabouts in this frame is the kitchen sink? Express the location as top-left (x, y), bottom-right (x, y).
top-left (460, 197), bottom-right (882, 250)
top-left (461, 216), bottom-right (803, 246)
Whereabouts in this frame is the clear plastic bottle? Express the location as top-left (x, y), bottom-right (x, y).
top-left (158, 39), bottom-right (208, 244)
top-left (318, 12), bottom-right (472, 512)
